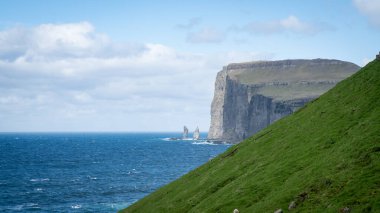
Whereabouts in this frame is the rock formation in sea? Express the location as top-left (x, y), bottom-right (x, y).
top-left (183, 126), bottom-right (189, 139)
top-left (193, 127), bottom-right (200, 140)
top-left (208, 59), bottom-right (360, 143)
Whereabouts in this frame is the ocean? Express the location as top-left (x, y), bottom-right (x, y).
top-left (0, 132), bottom-right (230, 212)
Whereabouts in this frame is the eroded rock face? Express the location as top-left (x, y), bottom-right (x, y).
top-left (183, 126), bottom-right (189, 139)
top-left (208, 59), bottom-right (360, 143)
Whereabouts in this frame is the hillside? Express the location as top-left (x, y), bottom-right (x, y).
top-left (121, 60), bottom-right (380, 212)
top-left (208, 59), bottom-right (360, 142)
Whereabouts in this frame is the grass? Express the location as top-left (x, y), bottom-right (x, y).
top-left (258, 83), bottom-right (335, 101)
top-left (230, 60), bottom-right (360, 101)
top-left (121, 60), bottom-right (380, 213)
top-left (233, 60), bottom-right (359, 84)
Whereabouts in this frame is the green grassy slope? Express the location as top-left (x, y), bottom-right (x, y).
top-left (232, 60), bottom-right (360, 101)
top-left (121, 60), bottom-right (380, 213)
top-left (233, 60), bottom-right (359, 84)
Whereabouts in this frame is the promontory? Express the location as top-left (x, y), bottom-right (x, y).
top-left (208, 59), bottom-right (360, 143)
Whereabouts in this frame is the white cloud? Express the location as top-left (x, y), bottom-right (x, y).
top-left (353, 0), bottom-right (380, 27)
top-left (234, 15), bottom-right (331, 35)
top-left (33, 22), bottom-right (99, 53)
top-left (0, 21), bottom-right (146, 61)
top-left (187, 27), bottom-right (225, 43)
top-left (0, 22), bottom-right (272, 131)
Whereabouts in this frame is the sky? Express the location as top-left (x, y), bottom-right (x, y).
top-left (0, 0), bottom-right (379, 132)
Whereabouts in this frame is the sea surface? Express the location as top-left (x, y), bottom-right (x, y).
top-left (0, 132), bottom-right (230, 212)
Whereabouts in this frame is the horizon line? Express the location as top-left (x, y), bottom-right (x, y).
top-left (0, 131), bottom-right (209, 134)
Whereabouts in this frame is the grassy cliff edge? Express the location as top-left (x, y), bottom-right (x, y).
top-left (121, 60), bottom-right (380, 212)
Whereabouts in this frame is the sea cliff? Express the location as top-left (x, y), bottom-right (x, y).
top-left (208, 59), bottom-right (360, 143)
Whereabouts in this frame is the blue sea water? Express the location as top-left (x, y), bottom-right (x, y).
top-left (0, 132), bottom-right (230, 212)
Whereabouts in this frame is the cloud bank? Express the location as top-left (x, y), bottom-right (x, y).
top-left (234, 15), bottom-right (332, 35)
top-left (354, 0), bottom-right (380, 27)
top-left (0, 22), bottom-right (270, 131)
top-left (179, 15), bottom-right (331, 45)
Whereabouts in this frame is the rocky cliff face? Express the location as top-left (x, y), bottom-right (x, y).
top-left (208, 59), bottom-right (360, 143)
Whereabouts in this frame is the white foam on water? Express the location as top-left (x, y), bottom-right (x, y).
top-left (70, 178), bottom-right (80, 182)
top-left (161, 137), bottom-right (200, 141)
top-left (71, 204), bottom-right (82, 209)
top-left (182, 138), bottom-right (194, 141)
top-left (192, 141), bottom-right (218, 145)
top-left (161, 138), bottom-right (172, 141)
top-left (30, 178), bottom-right (50, 182)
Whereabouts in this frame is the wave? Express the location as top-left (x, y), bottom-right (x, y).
top-left (161, 137), bottom-right (230, 145)
top-left (161, 137), bottom-right (195, 141)
top-left (87, 176), bottom-right (98, 180)
top-left (161, 137), bottom-right (207, 141)
top-left (192, 141), bottom-right (218, 145)
top-left (192, 140), bottom-right (231, 146)
top-left (183, 138), bottom-right (195, 141)
top-left (126, 169), bottom-right (141, 175)
top-left (71, 204), bottom-right (82, 209)
top-left (9, 203), bottom-right (40, 210)
top-left (70, 178), bottom-right (80, 182)
top-left (30, 178), bottom-right (50, 182)
top-left (161, 138), bottom-right (172, 141)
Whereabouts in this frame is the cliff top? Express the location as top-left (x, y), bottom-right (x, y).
top-left (225, 58), bottom-right (347, 69)
top-left (225, 59), bottom-right (360, 85)
top-left (223, 59), bottom-right (360, 100)
top-left (122, 59), bottom-right (380, 213)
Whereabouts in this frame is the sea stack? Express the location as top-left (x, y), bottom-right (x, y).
top-left (183, 126), bottom-right (189, 139)
top-left (208, 59), bottom-right (360, 143)
top-left (193, 127), bottom-right (200, 140)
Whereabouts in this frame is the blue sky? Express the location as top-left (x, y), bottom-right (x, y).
top-left (0, 0), bottom-right (379, 132)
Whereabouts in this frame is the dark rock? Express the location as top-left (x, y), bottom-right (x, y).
top-left (169, 138), bottom-right (179, 141)
top-left (193, 126), bottom-right (200, 140)
top-left (183, 126), bottom-right (188, 139)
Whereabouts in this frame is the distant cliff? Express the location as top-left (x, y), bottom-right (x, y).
top-left (208, 59), bottom-right (360, 143)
